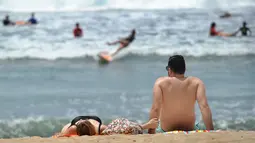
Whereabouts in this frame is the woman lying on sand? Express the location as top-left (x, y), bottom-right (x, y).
top-left (54, 115), bottom-right (158, 137)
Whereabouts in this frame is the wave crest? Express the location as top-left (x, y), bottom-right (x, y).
top-left (0, 117), bottom-right (254, 138)
top-left (0, 0), bottom-right (254, 12)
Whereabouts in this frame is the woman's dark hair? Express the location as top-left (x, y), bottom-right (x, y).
top-left (211, 22), bottom-right (216, 28)
top-left (76, 120), bottom-right (96, 136)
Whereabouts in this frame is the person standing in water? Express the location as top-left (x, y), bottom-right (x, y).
top-left (209, 22), bottom-right (238, 37)
top-left (107, 29), bottom-right (136, 57)
top-left (2, 15), bottom-right (15, 26)
top-left (73, 23), bottom-right (83, 38)
top-left (27, 12), bottom-right (38, 25)
top-left (236, 21), bottom-right (252, 36)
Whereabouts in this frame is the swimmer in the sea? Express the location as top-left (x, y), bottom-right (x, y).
top-left (209, 22), bottom-right (238, 37)
top-left (2, 15), bottom-right (15, 26)
top-left (27, 12), bottom-right (38, 25)
top-left (73, 22), bottom-right (83, 38)
top-left (220, 12), bottom-right (231, 18)
top-left (236, 21), bottom-right (252, 36)
top-left (107, 29), bottom-right (136, 57)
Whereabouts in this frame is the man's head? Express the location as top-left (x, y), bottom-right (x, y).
top-left (243, 21), bottom-right (247, 27)
top-left (76, 23), bottom-right (80, 28)
top-left (75, 120), bottom-right (96, 136)
top-left (166, 55), bottom-right (186, 77)
top-left (31, 12), bottom-right (35, 17)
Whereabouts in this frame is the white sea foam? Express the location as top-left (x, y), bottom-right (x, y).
top-left (0, 0), bottom-right (254, 12)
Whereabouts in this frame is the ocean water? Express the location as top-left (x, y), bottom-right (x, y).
top-left (0, 0), bottom-right (255, 139)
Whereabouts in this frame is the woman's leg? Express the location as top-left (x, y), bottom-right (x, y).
top-left (111, 42), bottom-right (129, 56)
top-left (218, 31), bottom-right (238, 37)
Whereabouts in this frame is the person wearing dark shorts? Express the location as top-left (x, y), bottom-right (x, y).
top-left (107, 29), bottom-right (136, 56)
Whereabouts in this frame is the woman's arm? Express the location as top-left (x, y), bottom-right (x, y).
top-left (58, 125), bottom-right (77, 137)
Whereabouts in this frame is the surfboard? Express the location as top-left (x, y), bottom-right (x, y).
top-left (97, 52), bottom-right (113, 64)
top-left (15, 21), bottom-right (28, 25)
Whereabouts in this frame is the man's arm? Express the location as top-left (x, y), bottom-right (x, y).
top-left (148, 79), bottom-right (163, 134)
top-left (80, 29), bottom-right (83, 36)
top-left (248, 28), bottom-right (252, 36)
top-left (234, 28), bottom-right (241, 35)
top-left (141, 118), bottom-right (158, 130)
top-left (196, 80), bottom-right (214, 130)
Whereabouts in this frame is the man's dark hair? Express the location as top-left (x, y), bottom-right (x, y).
top-left (167, 55), bottom-right (186, 74)
top-left (243, 21), bottom-right (247, 26)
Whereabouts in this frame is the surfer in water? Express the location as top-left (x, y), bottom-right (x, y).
top-left (236, 21), bottom-right (252, 36)
top-left (209, 22), bottom-right (238, 37)
top-left (27, 12), bottom-right (38, 25)
top-left (107, 29), bottom-right (136, 57)
top-left (2, 15), bottom-right (15, 26)
top-left (73, 22), bottom-right (83, 38)
top-left (220, 12), bottom-right (231, 19)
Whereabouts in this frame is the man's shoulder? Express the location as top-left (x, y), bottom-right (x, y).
top-left (29, 18), bottom-right (37, 22)
top-left (154, 76), bottom-right (169, 84)
top-left (155, 76), bottom-right (204, 84)
top-left (154, 76), bottom-right (179, 86)
top-left (187, 76), bottom-right (204, 84)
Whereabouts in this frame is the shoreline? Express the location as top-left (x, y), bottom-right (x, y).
top-left (0, 131), bottom-right (254, 143)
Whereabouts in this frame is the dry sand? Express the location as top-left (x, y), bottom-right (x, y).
top-left (0, 131), bottom-right (254, 143)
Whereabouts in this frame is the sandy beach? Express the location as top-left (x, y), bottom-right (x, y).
top-left (0, 131), bottom-right (254, 143)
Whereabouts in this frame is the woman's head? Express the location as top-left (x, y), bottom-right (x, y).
top-left (76, 120), bottom-right (96, 136)
top-left (211, 22), bottom-right (216, 28)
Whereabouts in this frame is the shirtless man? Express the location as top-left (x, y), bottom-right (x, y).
top-left (148, 55), bottom-right (214, 134)
top-left (236, 21), bottom-right (252, 36)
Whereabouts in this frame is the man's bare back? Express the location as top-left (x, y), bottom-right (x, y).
top-left (148, 55), bottom-right (213, 133)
